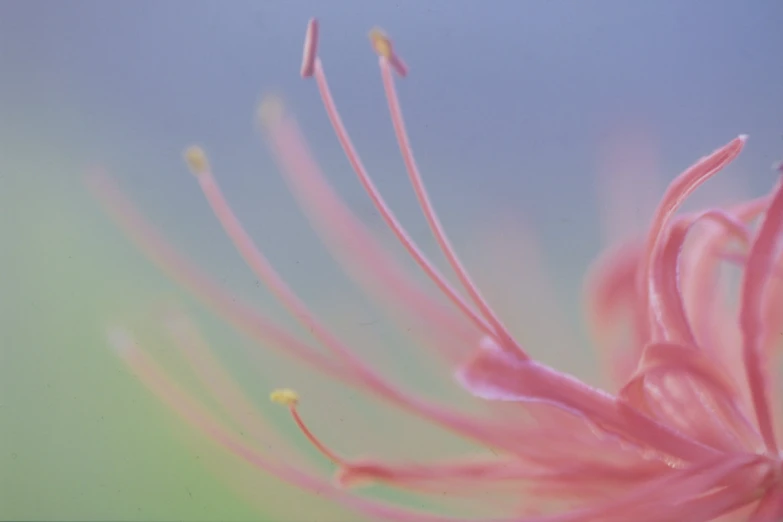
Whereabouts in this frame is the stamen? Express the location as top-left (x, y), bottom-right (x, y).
top-left (300, 21), bottom-right (495, 337)
top-left (369, 27), bottom-right (407, 77)
top-left (183, 145), bottom-right (210, 176)
top-left (368, 28), bottom-right (392, 60)
top-left (271, 389), bottom-right (346, 466)
top-left (86, 172), bottom-right (349, 382)
top-left (176, 142), bottom-right (557, 456)
top-left (181, 148), bottom-right (389, 389)
top-left (256, 94), bottom-right (480, 359)
top-left (374, 31), bottom-right (526, 356)
top-left (300, 18), bottom-right (318, 78)
top-left (269, 387), bottom-right (300, 406)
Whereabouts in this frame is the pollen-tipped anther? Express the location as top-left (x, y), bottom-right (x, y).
top-left (270, 388), bottom-right (347, 466)
top-left (300, 18), bottom-right (319, 78)
top-left (270, 388), bottom-right (300, 406)
top-left (183, 146), bottom-right (210, 176)
top-left (369, 27), bottom-right (408, 77)
top-left (369, 28), bottom-right (393, 60)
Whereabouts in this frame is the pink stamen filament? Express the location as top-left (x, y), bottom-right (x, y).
top-left (190, 164), bottom-right (567, 458)
top-left (288, 404), bottom-right (346, 467)
top-left (261, 99), bottom-right (479, 362)
top-left (303, 23), bottom-right (523, 356)
top-left (309, 57), bottom-right (494, 338)
top-left (86, 172), bottom-right (348, 380)
top-left (111, 333), bottom-right (487, 522)
top-left (377, 55), bottom-right (526, 357)
top-left (194, 170), bottom-right (389, 390)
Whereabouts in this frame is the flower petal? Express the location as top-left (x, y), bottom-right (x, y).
top-left (457, 337), bottom-right (715, 461)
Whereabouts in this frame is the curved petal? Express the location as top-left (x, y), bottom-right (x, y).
top-left (457, 337), bottom-right (715, 461)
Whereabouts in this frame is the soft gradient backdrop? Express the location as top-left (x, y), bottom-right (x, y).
top-left (2, 1), bottom-right (783, 520)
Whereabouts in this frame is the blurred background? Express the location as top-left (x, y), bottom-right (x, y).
top-left (2, 0), bottom-right (782, 520)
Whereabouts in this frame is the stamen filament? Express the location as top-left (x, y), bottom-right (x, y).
top-left (86, 172), bottom-right (348, 380)
top-left (376, 54), bottom-right (526, 357)
top-left (182, 147), bottom-right (554, 457)
top-left (271, 389), bottom-right (346, 466)
top-left (302, 25), bottom-right (494, 338)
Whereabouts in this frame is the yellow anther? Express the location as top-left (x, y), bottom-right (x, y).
top-left (258, 95), bottom-right (285, 127)
top-left (369, 28), bottom-right (393, 59)
top-left (183, 145), bottom-right (210, 176)
top-left (270, 388), bottom-right (299, 406)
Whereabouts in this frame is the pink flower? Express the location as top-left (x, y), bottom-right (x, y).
top-left (90, 18), bottom-right (783, 522)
